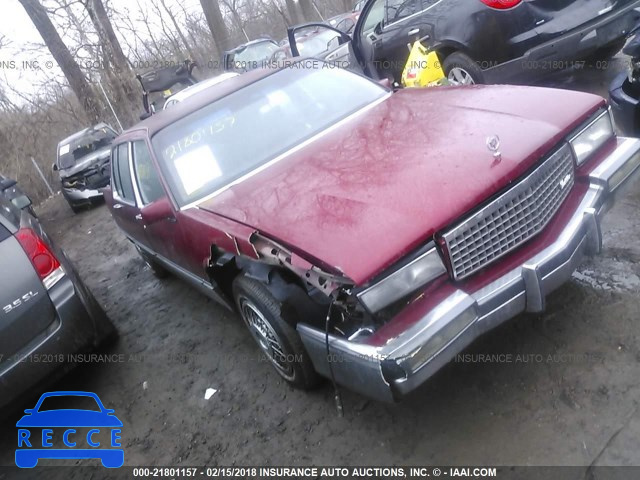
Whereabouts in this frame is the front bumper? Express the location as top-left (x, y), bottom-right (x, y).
top-left (298, 137), bottom-right (640, 402)
top-left (62, 187), bottom-right (104, 204)
top-left (0, 266), bottom-right (112, 410)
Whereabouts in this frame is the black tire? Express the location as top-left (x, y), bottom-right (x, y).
top-left (232, 275), bottom-right (320, 390)
top-left (136, 246), bottom-right (170, 279)
top-left (443, 52), bottom-right (484, 85)
top-left (70, 203), bottom-right (83, 214)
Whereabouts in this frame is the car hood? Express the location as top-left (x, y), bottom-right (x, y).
top-left (198, 85), bottom-right (605, 284)
top-left (16, 410), bottom-right (123, 427)
top-left (59, 146), bottom-right (111, 179)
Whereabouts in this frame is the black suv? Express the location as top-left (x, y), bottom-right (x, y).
top-left (290, 0), bottom-right (640, 84)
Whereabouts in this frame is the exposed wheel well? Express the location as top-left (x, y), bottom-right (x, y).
top-left (206, 247), bottom-right (328, 326)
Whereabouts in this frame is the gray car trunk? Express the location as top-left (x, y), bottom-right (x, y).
top-left (0, 225), bottom-right (56, 364)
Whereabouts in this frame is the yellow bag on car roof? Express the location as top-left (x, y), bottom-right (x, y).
top-left (401, 41), bottom-right (447, 88)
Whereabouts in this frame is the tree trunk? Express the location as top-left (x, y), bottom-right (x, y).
top-left (199, 0), bottom-right (233, 59)
top-left (17, 0), bottom-right (102, 123)
top-left (83, 0), bottom-right (138, 126)
top-left (298, 0), bottom-right (321, 22)
top-left (159, 0), bottom-right (199, 62)
top-left (285, 0), bottom-right (301, 25)
top-left (87, 0), bottom-right (131, 72)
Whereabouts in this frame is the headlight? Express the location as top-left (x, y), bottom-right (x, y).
top-left (569, 110), bottom-right (615, 166)
top-left (357, 246), bottom-right (447, 313)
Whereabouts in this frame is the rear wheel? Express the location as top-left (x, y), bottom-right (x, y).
top-left (232, 275), bottom-right (320, 390)
top-left (443, 52), bottom-right (484, 85)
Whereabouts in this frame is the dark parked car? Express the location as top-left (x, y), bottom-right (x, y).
top-left (288, 0), bottom-right (640, 84)
top-left (0, 175), bottom-right (36, 217)
top-left (223, 39), bottom-right (280, 72)
top-left (0, 193), bottom-right (116, 410)
top-left (610, 21), bottom-right (640, 135)
top-left (54, 123), bottom-right (118, 213)
top-left (105, 63), bottom-right (640, 402)
top-left (136, 59), bottom-right (199, 117)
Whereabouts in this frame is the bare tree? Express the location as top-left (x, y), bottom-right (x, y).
top-left (18, 0), bottom-right (102, 122)
top-left (284, 0), bottom-right (301, 25)
top-left (298, 0), bottom-right (321, 22)
top-left (199, 0), bottom-right (233, 58)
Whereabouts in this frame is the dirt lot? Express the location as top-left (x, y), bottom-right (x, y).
top-left (2, 58), bottom-right (640, 476)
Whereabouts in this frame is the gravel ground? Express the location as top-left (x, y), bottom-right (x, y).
top-left (1, 57), bottom-right (640, 476)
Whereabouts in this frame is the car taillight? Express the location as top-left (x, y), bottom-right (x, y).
top-left (15, 228), bottom-right (64, 289)
top-left (479, 0), bottom-right (522, 9)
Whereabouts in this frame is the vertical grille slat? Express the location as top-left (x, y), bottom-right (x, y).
top-left (443, 144), bottom-right (575, 280)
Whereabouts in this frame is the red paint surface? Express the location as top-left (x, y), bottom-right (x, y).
top-left (198, 85), bottom-right (604, 284)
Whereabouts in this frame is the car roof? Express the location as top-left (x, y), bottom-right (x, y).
top-left (225, 38), bottom-right (278, 54)
top-left (165, 72), bottom-right (240, 106)
top-left (58, 123), bottom-right (113, 146)
top-left (118, 66), bottom-right (282, 139)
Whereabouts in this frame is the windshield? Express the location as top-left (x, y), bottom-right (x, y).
top-left (298, 30), bottom-right (341, 57)
top-left (37, 395), bottom-right (101, 412)
top-left (152, 67), bottom-right (387, 207)
top-left (58, 126), bottom-right (116, 169)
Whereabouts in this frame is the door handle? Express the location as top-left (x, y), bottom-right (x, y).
top-left (135, 214), bottom-right (143, 221)
top-left (166, 216), bottom-right (177, 224)
top-left (113, 203), bottom-right (123, 209)
top-left (408, 28), bottom-right (420, 36)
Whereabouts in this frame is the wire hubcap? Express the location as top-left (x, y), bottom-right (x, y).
top-left (239, 296), bottom-right (295, 381)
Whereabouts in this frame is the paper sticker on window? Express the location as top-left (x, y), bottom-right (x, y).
top-left (173, 145), bottom-right (222, 195)
top-left (59, 144), bottom-right (70, 156)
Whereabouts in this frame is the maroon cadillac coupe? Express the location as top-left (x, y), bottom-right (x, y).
top-left (105, 63), bottom-right (640, 402)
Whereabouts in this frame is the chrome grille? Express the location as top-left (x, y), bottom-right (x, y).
top-left (443, 144), bottom-right (575, 280)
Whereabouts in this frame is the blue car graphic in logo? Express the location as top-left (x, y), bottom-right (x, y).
top-left (15, 391), bottom-right (123, 468)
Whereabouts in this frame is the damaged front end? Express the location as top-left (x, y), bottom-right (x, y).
top-left (213, 232), bottom-right (457, 402)
top-left (60, 152), bottom-right (111, 206)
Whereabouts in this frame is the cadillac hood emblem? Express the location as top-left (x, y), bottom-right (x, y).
top-left (486, 135), bottom-right (502, 162)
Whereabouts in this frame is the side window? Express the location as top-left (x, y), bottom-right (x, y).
top-left (115, 143), bottom-right (136, 202)
top-left (337, 18), bottom-right (355, 34)
top-left (385, 0), bottom-right (421, 24)
top-left (132, 140), bottom-right (165, 205)
top-left (362, 0), bottom-right (386, 32)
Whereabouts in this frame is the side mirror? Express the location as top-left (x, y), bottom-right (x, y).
top-left (24, 409), bottom-right (34, 415)
top-left (12, 195), bottom-right (32, 210)
top-left (374, 22), bottom-right (383, 35)
top-left (141, 196), bottom-right (174, 225)
top-left (52, 163), bottom-right (59, 172)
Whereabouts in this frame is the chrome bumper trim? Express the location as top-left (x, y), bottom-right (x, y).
top-left (62, 187), bottom-right (103, 201)
top-left (298, 137), bottom-right (640, 402)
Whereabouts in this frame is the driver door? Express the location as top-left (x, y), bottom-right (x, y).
top-left (377, 0), bottom-right (427, 80)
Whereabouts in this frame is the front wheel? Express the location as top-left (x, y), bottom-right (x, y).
top-left (443, 52), bottom-right (484, 85)
top-left (232, 275), bottom-right (320, 390)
